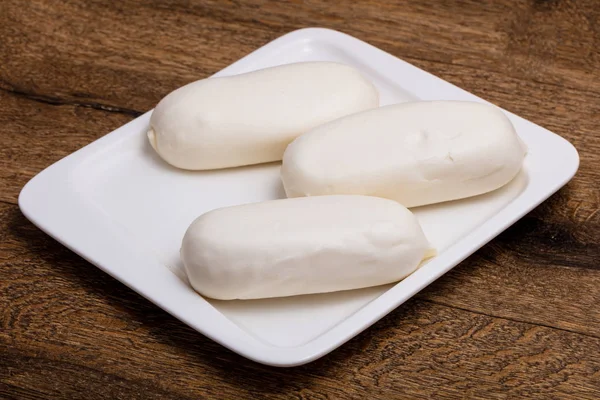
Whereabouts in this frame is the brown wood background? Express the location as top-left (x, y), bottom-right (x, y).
top-left (1, 0), bottom-right (599, 398)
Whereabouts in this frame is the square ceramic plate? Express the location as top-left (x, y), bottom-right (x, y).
top-left (19, 28), bottom-right (579, 367)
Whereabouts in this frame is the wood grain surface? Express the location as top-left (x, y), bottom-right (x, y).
top-left (1, 0), bottom-right (599, 398)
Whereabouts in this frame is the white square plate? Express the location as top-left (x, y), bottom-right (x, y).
top-left (19, 28), bottom-right (579, 367)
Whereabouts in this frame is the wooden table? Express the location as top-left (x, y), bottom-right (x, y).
top-left (1, 1), bottom-right (599, 398)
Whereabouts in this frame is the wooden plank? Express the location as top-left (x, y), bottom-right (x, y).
top-left (1, 0), bottom-right (599, 396)
top-left (0, 0), bottom-right (598, 113)
top-left (2, 201), bottom-right (600, 398)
